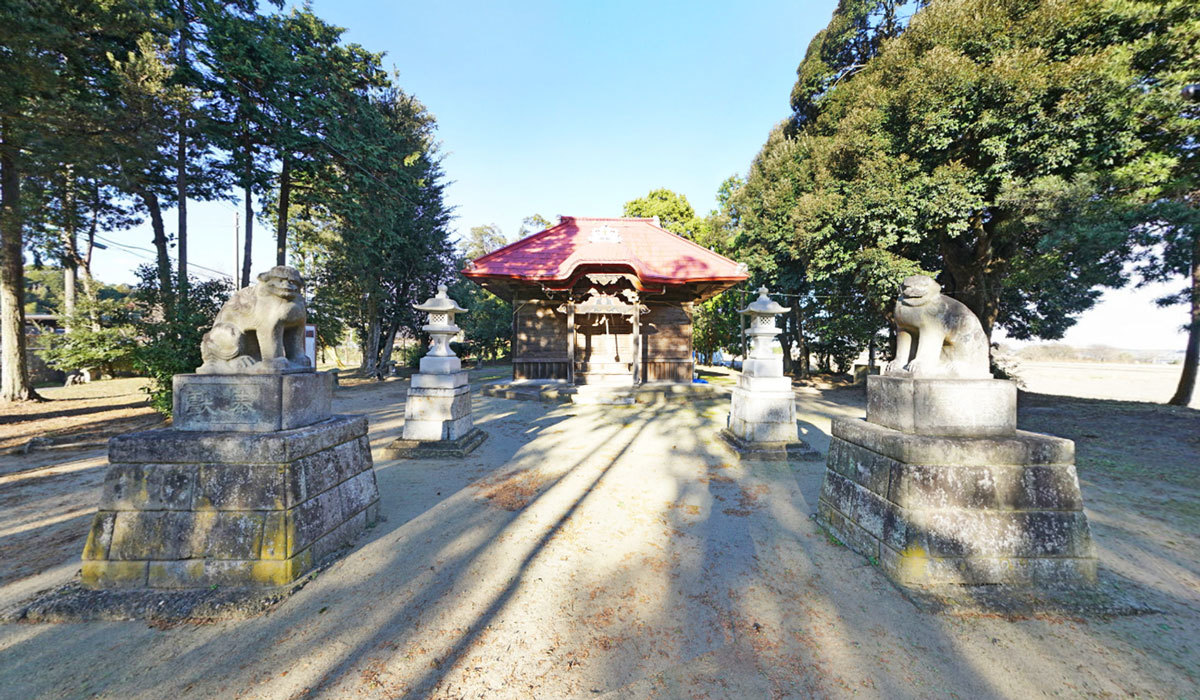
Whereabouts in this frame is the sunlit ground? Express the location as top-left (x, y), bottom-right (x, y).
top-left (0, 369), bottom-right (1196, 698)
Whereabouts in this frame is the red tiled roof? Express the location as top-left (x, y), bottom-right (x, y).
top-left (462, 216), bottom-right (748, 287)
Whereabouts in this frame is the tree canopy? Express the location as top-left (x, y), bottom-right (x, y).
top-left (730, 0), bottom-right (1199, 385)
top-left (623, 188), bottom-right (698, 238)
top-left (1, 0), bottom-right (454, 401)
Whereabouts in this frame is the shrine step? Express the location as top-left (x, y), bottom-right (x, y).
top-left (575, 361), bottom-right (633, 373)
top-left (574, 372), bottom-right (635, 387)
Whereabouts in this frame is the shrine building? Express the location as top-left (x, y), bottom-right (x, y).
top-left (462, 216), bottom-right (748, 386)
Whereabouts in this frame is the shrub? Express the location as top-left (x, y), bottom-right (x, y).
top-left (129, 267), bottom-right (232, 416)
top-left (39, 297), bottom-right (138, 378)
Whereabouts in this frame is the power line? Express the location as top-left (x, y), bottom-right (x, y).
top-left (93, 233), bottom-right (233, 281)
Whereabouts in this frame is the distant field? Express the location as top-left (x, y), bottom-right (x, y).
top-left (1014, 360), bottom-right (1199, 409)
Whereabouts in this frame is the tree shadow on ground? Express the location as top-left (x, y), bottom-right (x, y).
top-left (0, 387), bottom-right (1198, 697)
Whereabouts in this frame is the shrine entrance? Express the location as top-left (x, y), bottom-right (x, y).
top-left (564, 275), bottom-right (645, 386)
top-left (461, 216), bottom-right (749, 386)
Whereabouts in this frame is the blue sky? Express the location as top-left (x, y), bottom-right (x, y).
top-left (86, 0), bottom-right (1188, 351)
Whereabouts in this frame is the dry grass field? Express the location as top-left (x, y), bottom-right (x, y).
top-left (1012, 360), bottom-right (1199, 409)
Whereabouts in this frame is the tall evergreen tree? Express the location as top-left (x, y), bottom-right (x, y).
top-left (739, 0), bottom-right (1195, 368)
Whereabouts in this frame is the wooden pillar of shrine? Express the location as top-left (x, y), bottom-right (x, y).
top-left (632, 299), bottom-right (641, 385)
top-left (566, 298), bottom-right (575, 384)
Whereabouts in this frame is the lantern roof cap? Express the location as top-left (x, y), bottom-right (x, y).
top-left (413, 284), bottom-right (467, 314)
top-left (739, 287), bottom-right (790, 315)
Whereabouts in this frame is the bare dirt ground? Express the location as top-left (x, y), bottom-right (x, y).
top-left (0, 368), bottom-right (1196, 698)
top-left (0, 378), bottom-right (163, 452)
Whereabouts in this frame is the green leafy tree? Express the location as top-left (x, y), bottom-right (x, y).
top-left (24, 266), bottom-right (130, 315)
top-left (1119, 4), bottom-right (1200, 405)
top-left (518, 214), bottom-right (552, 237)
top-left (739, 0), bottom-right (1194, 375)
top-left (24, 267), bottom-right (65, 315)
top-left (1134, 203), bottom-right (1200, 405)
top-left (692, 293), bottom-right (742, 365)
top-left (282, 84), bottom-right (453, 380)
top-left (451, 223), bottom-right (514, 364)
top-left (39, 295), bottom-right (138, 377)
top-left (206, 9), bottom-right (281, 287)
top-left (130, 265), bottom-right (231, 415)
top-left (789, 0), bottom-right (914, 130)
top-left (2, 0), bottom-right (456, 398)
top-left (460, 224), bottom-right (506, 261)
top-left (623, 188), bottom-right (698, 238)
top-left (454, 282), bottom-right (511, 364)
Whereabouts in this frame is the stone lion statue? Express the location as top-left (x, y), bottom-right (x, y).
top-left (884, 275), bottom-right (990, 379)
top-left (197, 265), bottom-right (312, 375)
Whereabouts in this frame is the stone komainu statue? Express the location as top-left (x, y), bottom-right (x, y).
top-left (885, 275), bottom-right (990, 379)
top-left (197, 265), bottom-right (312, 374)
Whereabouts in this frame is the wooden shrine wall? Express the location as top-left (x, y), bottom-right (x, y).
top-left (642, 303), bottom-right (694, 383)
top-left (510, 297), bottom-right (695, 383)
top-left (513, 300), bottom-right (569, 380)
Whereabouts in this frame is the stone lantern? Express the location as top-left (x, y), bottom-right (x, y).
top-left (722, 287), bottom-right (815, 459)
top-left (414, 284), bottom-right (467, 376)
top-left (385, 284), bottom-right (487, 458)
top-left (740, 286), bottom-right (790, 379)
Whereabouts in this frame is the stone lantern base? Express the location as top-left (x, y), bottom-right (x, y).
top-left (383, 369), bottom-right (487, 459)
top-left (721, 374), bottom-right (819, 460)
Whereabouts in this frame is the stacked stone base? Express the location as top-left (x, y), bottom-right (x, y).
top-left (387, 369), bottom-right (485, 458)
top-left (818, 418), bottom-right (1097, 586)
top-left (383, 428), bottom-right (487, 459)
top-left (718, 428), bottom-right (820, 461)
top-left (727, 374), bottom-right (796, 443)
top-left (401, 370), bottom-right (473, 441)
top-left (724, 373), bottom-right (816, 459)
top-left (82, 415), bottom-right (379, 589)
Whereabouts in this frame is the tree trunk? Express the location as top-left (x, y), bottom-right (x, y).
top-left (241, 154), bottom-right (254, 288)
top-left (61, 167), bottom-right (78, 324)
top-left (276, 151), bottom-right (290, 266)
top-left (0, 121), bottom-right (39, 401)
top-left (63, 263), bottom-right (77, 323)
top-left (1168, 232), bottom-right (1200, 406)
top-left (137, 187), bottom-right (174, 317)
top-left (81, 198), bottom-right (98, 312)
top-left (375, 281), bottom-right (409, 380)
top-left (377, 314), bottom-right (403, 381)
top-left (175, 0), bottom-right (189, 306)
top-left (360, 293), bottom-right (380, 377)
top-left (939, 215), bottom-right (1005, 341)
top-left (176, 125), bottom-right (188, 305)
top-left (793, 303), bottom-right (809, 378)
top-left (780, 311), bottom-right (794, 375)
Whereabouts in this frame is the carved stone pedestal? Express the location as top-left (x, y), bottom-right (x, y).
top-left (80, 265), bottom-right (381, 592)
top-left (400, 369), bottom-right (474, 442)
top-left (722, 374), bottom-right (817, 459)
top-left (384, 368), bottom-right (487, 458)
top-left (867, 375), bottom-right (1016, 437)
top-left (82, 416), bottom-right (379, 589)
top-left (172, 371), bottom-right (333, 432)
top-left (818, 380), bottom-right (1097, 587)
